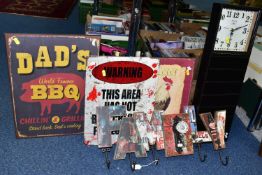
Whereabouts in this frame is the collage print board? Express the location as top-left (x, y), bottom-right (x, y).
top-left (84, 56), bottom-right (160, 145)
top-left (5, 33), bottom-right (226, 158)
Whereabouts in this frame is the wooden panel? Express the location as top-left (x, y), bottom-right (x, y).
top-left (203, 82), bottom-right (242, 94)
top-left (209, 56), bottom-right (249, 69)
top-left (200, 95), bottom-right (239, 106)
top-left (206, 69), bottom-right (246, 81)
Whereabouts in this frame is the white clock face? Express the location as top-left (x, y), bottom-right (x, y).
top-left (176, 121), bottom-right (188, 134)
top-left (214, 8), bottom-right (258, 52)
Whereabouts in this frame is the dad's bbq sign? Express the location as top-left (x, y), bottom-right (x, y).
top-left (5, 34), bottom-right (100, 138)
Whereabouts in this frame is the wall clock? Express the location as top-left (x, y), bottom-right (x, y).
top-left (214, 8), bottom-right (258, 52)
top-left (193, 3), bottom-right (261, 136)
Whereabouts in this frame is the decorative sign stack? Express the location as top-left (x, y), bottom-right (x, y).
top-left (81, 56), bottom-right (228, 170)
top-left (4, 2), bottom-right (261, 172)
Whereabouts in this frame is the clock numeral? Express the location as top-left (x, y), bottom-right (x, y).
top-left (216, 38), bottom-right (219, 43)
top-left (221, 14), bottom-right (225, 20)
top-left (227, 11), bottom-right (232, 17)
top-left (243, 28), bottom-right (247, 34)
top-left (233, 12), bottom-right (239, 18)
top-left (242, 13), bottom-right (245, 18)
top-left (235, 42), bottom-right (238, 48)
top-left (220, 41), bottom-right (224, 47)
top-left (246, 16), bottom-right (250, 22)
top-left (240, 40), bottom-right (244, 45)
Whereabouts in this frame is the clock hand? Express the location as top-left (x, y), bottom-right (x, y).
top-left (224, 24), bottom-right (247, 47)
top-left (232, 24), bottom-right (248, 32)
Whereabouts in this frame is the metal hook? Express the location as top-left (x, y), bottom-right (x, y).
top-left (102, 148), bottom-right (111, 169)
top-left (218, 150), bottom-right (229, 166)
top-left (150, 145), bottom-right (159, 165)
top-left (197, 142), bottom-right (207, 162)
top-left (128, 153), bottom-right (136, 172)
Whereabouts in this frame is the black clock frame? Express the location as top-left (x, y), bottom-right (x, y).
top-left (193, 3), bottom-right (261, 136)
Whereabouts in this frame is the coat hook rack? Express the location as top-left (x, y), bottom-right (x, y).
top-left (196, 142), bottom-right (207, 162)
top-left (101, 148), bottom-right (111, 169)
top-left (218, 150), bottom-right (229, 166)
